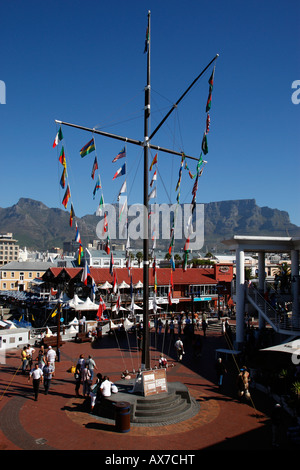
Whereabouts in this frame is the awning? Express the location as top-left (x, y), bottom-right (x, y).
top-left (260, 339), bottom-right (300, 355)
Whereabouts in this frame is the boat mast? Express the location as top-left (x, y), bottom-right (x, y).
top-left (142, 10), bottom-right (151, 370)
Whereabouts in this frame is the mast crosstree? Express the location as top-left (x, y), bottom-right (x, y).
top-left (55, 11), bottom-right (219, 370)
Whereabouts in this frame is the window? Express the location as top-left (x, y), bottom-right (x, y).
top-left (11, 272), bottom-right (15, 278)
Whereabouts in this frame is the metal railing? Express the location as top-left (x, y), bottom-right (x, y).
top-left (246, 285), bottom-right (300, 334)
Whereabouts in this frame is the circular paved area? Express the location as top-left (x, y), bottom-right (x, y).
top-left (0, 328), bottom-right (295, 452)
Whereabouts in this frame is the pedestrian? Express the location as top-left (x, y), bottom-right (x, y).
top-left (174, 337), bottom-right (184, 362)
top-left (77, 354), bottom-right (85, 370)
top-left (271, 403), bottom-right (282, 447)
top-left (215, 357), bottom-right (227, 389)
top-left (21, 346), bottom-right (28, 374)
top-left (236, 366), bottom-right (251, 401)
top-left (89, 373), bottom-right (103, 412)
top-left (100, 376), bottom-right (114, 397)
top-left (43, 361), bottom-right (55, 395)
top-left (86, 355), bottom-right (97, 380)
top-left (26, 344), bottom-right (35, 370)
top-left (38, 348), bottom-right (46, 371)
top-left (169, 319), bottom-right (175, 338)
top-left (46, 346), bottom-right (56, 369)
top-left (159, 353), bottom-right (168, 368)
top-left (74, 363), bottom-right (82, 397)
top-left (28, 363), bottom-right (43, 401)
top-left (81, 363), bottom-right (92, 397)
top-left (202, 316), bottom-right (207, 336)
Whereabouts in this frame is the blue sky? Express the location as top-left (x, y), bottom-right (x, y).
top-left (1, 0), bottom-right (299, 230)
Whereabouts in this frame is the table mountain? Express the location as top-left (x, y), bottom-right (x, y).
top-left (0, 197), bottom-right (299, 252)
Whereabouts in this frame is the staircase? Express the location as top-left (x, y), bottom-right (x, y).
top-left (132, 386), bottom-right (199, 425)
top-left (246, 286), bottom-right (300, 336)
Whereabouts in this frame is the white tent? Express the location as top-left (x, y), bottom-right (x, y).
top-left (112, 305), bottom-right (127, 312)
top-left (67, 295), bottom-right (84, 309)
top-left (124, 318), bottom-right (134, 330)
top-left (75, 297), bottom-right (99, 311)
top-left (261, 339), bottom-right (300, 355)
top-left (134, 281), bottom-right (143, 288)
top-left (118, 281), bottom-right (130, 289)
top-left (99, 281), bottom-right (113, 289)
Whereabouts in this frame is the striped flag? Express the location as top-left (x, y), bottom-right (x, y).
top-left (91, 156), bottom-right (98, 179)
top-left (113, 163), bottom-right (126, 180)
top-left (53, 127), bottom-right (63, 148)
top-left (80, 138), bottom-right (95, 158)
top-left (112, 147), bottom-right (126, 163)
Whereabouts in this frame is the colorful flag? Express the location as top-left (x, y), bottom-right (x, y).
top-left (150, 170), bottom-right (157, 187)
top-left (104, 239), bottom-right (110, 255)
top-left (60, 167), bottom-right (66, 189)
top-left (113, 162), bottom-right (126, 180)
top-left (148, 187), bottom-right (157, 200)
top-left (59, 147), bottom-right (67, 168)
top-left (75, 222), bottom-right (81, 243)
top-left (93, 175), bottom-right (101, 199)
top-left (80, 138), bottom-right (95, 158)
top-left (168, 283), bottom-right (172, 306)
top-left (53, 127), bottom-right (63, 148)
top-left (170, 255), bottom-right (175, 272)
top-left (109, 252), bottom-right (114, 276)
top-left (116, 292), bottom-right (121, 314)
top-left (149, 153), bottom-right (157, 171)
top-left (201, 133), bottom-right (208, 155)
top-left (81, 260), bottom-right (91, 285)
top-left (103, 213), bottom-right (108, 235)
top-left (168, 227), bottom-right (174, 255)
top-left (69, 204), bottom-right (75, 227)
top-left (208, 66), bottom-right (215, 91)
top-left (206, 92), bottom-right (212, 113)
top-left (206, 113), bottom-right (210, 133)
top-left (113, 271), bottom-right (118, 293)
top-left (117, 180), bottom-right (127, 201)
top-left (62, 185), bottom-right (71, 208)
top-left (112, 147), bottom-right (126, 163)
top-left (78, 244), bottom-right (83, 265)
top-left (91, 156), bottom-right (98, 179)
top-left (98, 194), bottom-right (104, 214)
top-left (97, 296), bottom-right (106, 320)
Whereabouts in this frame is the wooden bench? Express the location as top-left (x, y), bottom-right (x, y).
top-left (74, 332), bottom-right (92, 343)
top-left (41, 337), bottom-right (65, 348)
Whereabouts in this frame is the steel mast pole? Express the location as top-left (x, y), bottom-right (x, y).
top-left (141, 10), bottom-right (151, 370)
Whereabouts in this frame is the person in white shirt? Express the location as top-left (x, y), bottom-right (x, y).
top-left (28, 363), bottom-right (43, 401)
top-left (174, 337), bottom-right (184, 361)
top-left (46, 346), bottom-right (56, 368)
top-left (100, 376), bottom-right (113, 397)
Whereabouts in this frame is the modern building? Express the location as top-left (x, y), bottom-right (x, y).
top-left (0, 233), bottom-right (19, 267)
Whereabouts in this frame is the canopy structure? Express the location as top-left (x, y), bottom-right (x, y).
top-left (99, 281), bottom-right (113, 289)
top-left (112, 305), bottom-right (127, 312)
top-left (134, 281), bottom-right (143, 288)
top-left (66, 294), bottom-right (84, 309)
top-left (261, 339), bottom-right (300, 355)
top-left (118, 281), bottom-right (130, 289)
top-left (74, 297), bottom-right (99, 311)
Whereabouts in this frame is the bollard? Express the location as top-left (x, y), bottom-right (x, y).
top-left (114, 401), bottom-right (131, 433)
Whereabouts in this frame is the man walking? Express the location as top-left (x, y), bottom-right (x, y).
top-left (28, 363), bottom-right (43, 401)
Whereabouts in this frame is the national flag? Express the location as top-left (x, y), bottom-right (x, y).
top-left (152, 256), bottom-right (156, 276)
top-left (168, 283), bottom-right (172, 306)
top-left (113, 271), bottom-right (118, 294)
top-left (80, 138), bottom-right (95, 158)
top-left (150, 170), bottom-right (157, 187)
top-left (201, 132), bottom-right (208, 155)
top-left (208, 66), bottom-right (215, 91)
top-left (59, 147), bottom-right (67, 168)
top-left (112, 146), bottom-right (126, 163)
top-left (103, 213), bottom-right (108, 235)
top-left (60, 167), bottom-right (66, 189)
top-left (149, 153), bottom-right (157, 171)
top-left (98, 194), bottom-right (104, 214)
top-left (104, 235), bottom-right (110, 255)
top-left (51, 307), bottom-right (58, 317)
top-left (168, 227), bottom-right (174, 255)
top-left (78, 244), bottom-right (83, 265)
top-left (170, 255), bottom-right (175, 272)
top-left (62, 185), bottom-right (71, 208)
top-left (206, 113), bottom-right (210, 133)
top-left (148, 187), bottom-right (157, 200)
top-left (170, 270), bottom-right (174, 292)
top-left (81, 260), bottom-right (91, 285)
top-left (96, 296), bottom-right (106, 320)
top-left (154, 273), bottom-right (157, 293)
top-left (184, 237), bottom-right (190, 251)
top-left (69, 204), bottom-right (75, 227)
top-left (91, 156), bottom-right (98, 179)
top-left (109, 252), bottom-right (114, 276)
top-left (117, 181), bottom-right (127, 201)
top-left (206, 92), bottom-right (212, 113)
top-left (197, 153), bottom-right (203, 173)
top-left (112, 162), bottom-right (126, 180)
top-left (50, 288), bottom-right (58, 297)
top-left (75, 223), bottom-right (81, 243)
top-left (116, 292), bottom-right (121, 315)
top-left (93, 175), bottom-right (101, 199)
top-left (53, 127), bottom-right (63, 148)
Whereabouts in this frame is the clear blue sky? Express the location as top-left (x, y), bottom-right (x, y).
top-left (1, 0), bottom-right (299, 230)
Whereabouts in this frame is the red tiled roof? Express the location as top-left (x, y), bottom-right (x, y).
top-left (45, 267), bottom-right (217, 286)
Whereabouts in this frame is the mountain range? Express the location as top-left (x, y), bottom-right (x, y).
top-left (0, 198), bottom-right (299, 253)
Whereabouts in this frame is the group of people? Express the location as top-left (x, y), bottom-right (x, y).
top-left (74, 354), bottom-right (118, 412)
top-left (21, 344), bottom-right (57, 401)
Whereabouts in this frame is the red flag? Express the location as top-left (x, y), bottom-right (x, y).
top-left (149, 153), bottom-right (158, 171)
top-left (62, 185), bottom-right (70, 208)
top-left (96, 296), bottom-right (106, 320)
